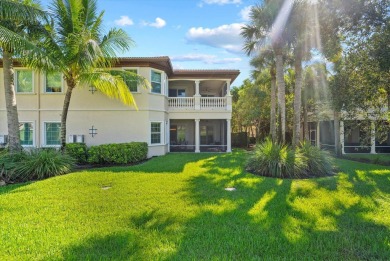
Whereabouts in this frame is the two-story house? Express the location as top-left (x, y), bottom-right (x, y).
top-left (0, 56), bottom-right (240, 157)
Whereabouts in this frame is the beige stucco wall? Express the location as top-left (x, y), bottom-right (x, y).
top-left (0, 66), bottom-right (232, 157)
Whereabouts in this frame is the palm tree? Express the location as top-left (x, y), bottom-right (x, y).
top-left (0, 0), bottom-right (48, 153)
top-left (249, 51), bottom-right (277, 141)
top-left (241, 1), bottom-right (288, 143)
top-left (24, 0), bottom-right (148, 150)
top-left (287, 0), bottom-right (313, 147)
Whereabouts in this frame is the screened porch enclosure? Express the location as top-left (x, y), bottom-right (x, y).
top-left (170, 120), bottom-right (195, 152)
top-left (169, 119), bottom-right (228, 152)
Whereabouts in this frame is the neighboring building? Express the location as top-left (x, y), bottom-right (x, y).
top-left (308, 111), bottom-right (390, 154)
top-left (0, 57), bottom-right (239, 157)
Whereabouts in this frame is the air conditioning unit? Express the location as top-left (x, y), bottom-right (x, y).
top-left (0, 135), bottom-right (8, 145)
top-left (68, 135), bottom-right (84, 143)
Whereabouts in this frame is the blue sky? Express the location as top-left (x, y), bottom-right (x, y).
top-left (41, 0), bottom-right (259, 87)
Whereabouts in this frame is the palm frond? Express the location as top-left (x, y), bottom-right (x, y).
top-left (0, 0), bottom-right (48, 23)
top-left (100, 28), bottom-right (134, 58)
top-left (0, 25), bottom-right (42, 54)
top-left (79, 70), bottom-right (150, 109)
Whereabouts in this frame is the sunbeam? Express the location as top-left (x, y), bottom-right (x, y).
top-left (270, 0), bottom-right (294, 43)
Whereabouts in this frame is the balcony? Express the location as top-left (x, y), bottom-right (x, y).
top-left (168, 96), bottom-right (231, 111)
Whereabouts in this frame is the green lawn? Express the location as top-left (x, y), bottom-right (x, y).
top-left (342, 153), bottom-right (390, 165)
top-left (0, 150), bottom-right (389, 260)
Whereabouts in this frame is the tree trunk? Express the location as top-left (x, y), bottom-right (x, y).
top-left (303, 100), bottom-right (309, 141)
top-left (3, 50), bottom-right (21, 153)
top-left (293, 55), bottom-right (303, 148)
top-left (270, 64), bottom-right (277, 141)
top-left (387, 92), bottom-right (390, 112)
top-left (334, 110), bottom-right (341, 156)
top-left (60, 78), bottom-right (75, 151)
top-left (275, 50), bottom-right (286, 143)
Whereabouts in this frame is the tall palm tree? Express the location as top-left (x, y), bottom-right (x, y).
top-left (241, 1), bottom-right (288, 143)
top-left (24, 0), bottom-right (148, 150)
top-left (249, 50), bottom-right (277, 141)
top-left (0, 0), bottom-right (48, 153)
top-left (287, 0), bottom-right (313, 147)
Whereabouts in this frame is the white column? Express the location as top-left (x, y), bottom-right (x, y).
top-left (195, 119), bottom-right (200, 153)
top-left (227, 119), bottom-right (231, 152)
top-left (167, 120), bottom-right (170, 152)
top-left (370, 121), bottom-right (376, 154)
top-left (316, 121), bottom-right (320, 148)
top-left (226, 80), bottom-right (231, 96)
top-left (195, 80), bottom-right (201, 110)
top-left (195, 80), bottom-right (200, 96)
top-left (340, 121), bottom-right (345, 154)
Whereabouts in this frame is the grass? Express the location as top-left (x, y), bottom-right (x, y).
top-left (342, 153), bottom-right (390, 165)
top-left (0, 150), bottom-right (389, 260)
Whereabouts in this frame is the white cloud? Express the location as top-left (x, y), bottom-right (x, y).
top-left (201, 0), bottom-right (242, 5)
top-left (142, 17), bottom-right (166, 28)
top-left (114, 16), bottom-right (134, 26)
top-left (240, 6), bottom-right (252, 21)
top-left (171, 53), bottom-right (241, 64)
top-left (186, 23), bottom-right (245, 54)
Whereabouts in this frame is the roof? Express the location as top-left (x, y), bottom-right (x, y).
top-left (116, 56), bottom-right (174, 75)
top-left (1, 56), bottom-right (241, 83)
top-left (171, 69), bottom-right (240, 83)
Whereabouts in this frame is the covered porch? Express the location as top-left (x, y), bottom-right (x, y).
top-left (309, 120), bottom-right (390, 154)
top-left (168, 78), bottom-right (233, 111)
top-left (169, 119), bottom-right (231, 153)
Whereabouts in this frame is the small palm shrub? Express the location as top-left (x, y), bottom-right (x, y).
top-left (300, 142), bottom-right (334, 177)
top-left (246, 138), bottom-right (334, 179)
top-left (0, 149), bottom-right (75, 182)
top-left (246, 138), bottom-right (307, 178)
top-left (0, 151), bottom-right (28, 182)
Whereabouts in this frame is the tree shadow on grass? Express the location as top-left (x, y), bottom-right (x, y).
top-left (0, 181), bottom-right (33, 196)
top-left (61, 210), bottom-right (180, 260)
top-left (168, 153), bottom-right (390, 260)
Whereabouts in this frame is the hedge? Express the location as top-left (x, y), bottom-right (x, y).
top-left (65, 143), bottom-right (88, 164)
top-left (88, 142), bottom-right (148, 164)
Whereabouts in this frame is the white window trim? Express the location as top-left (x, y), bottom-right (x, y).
top-left (19, 121), bottom-right (35, 147)
top-left (123, 67), bottom-right (140, 93)
top-left (150, 121), bottom-right (164, 146)
top-left (42, 121), bottom-right (61, 147)
top-left (150, 69), bottom-right (164, 95)
top-left (15, 69), bottom-right (34, 94)
top-left (44, 72), bottom-right (64, 94)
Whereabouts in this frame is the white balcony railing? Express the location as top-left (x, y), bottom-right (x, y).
top-left (200, 97), bottom-right (226, 108)
top-left (168, 97), bottom-right (195, 109)
top-left (168, 96), bottom-right (229, 110)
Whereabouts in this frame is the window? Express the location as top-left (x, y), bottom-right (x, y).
top-left (151, 122), bottom-right (161, 144)
top-left (45, 72), bottom-right (62, 93)
top-left (169, 89), bottom-right (186, 97)
top-left (19, 122), bottom-right (33, 146)
top-left (124, 69), bottom-right (138, 92)
top-left (45, 122), bottom-right (61, 145)
top-left (151, 70), bottom-right (162, 94)
top-left (15, 70), bottom-right (33, 93)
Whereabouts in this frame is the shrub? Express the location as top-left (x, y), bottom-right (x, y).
top-left (65, 143), bottom-right (88, 164)
top-left (14, 149), bottom-right (75, 181)
top-left (246, 138), bottom-right (307, 178)
top-left (0, 151), bottom-right (28, 182)
top-left (88, 142), bottom-right (148, 165)
top-left (0, 149), bottom-right (75, 182)
top-left (300, 142), bottom-right (334, 177)
top-left (246, 139), bottom-right (334, 179)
